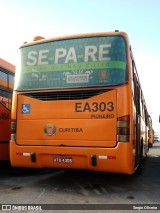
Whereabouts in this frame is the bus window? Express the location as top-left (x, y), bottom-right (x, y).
top-left (0, 58), bottom-right (15, 160)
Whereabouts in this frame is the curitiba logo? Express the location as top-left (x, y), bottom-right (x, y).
top-left (44, 124), bottom-right (56, 136)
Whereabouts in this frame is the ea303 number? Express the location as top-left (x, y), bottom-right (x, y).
top-left (75, 101), bottom-right (114, 112)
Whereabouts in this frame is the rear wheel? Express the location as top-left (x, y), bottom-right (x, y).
top-left (135, 142), bottom-right (143, 175)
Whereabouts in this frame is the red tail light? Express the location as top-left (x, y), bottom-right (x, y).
top-left (11, 119), bottom-right (16, 140)
top-left (117, 115), bottom-right (130, 142)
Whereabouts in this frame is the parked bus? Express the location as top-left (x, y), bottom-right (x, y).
top-left (148, 115), bottom-right (154, 147)
top-left (0, 102), bottom-right (11, 160)
top-left (10, 31), bottom-right (150, 174)
top-left (0, 58), bottom-right (15, 160)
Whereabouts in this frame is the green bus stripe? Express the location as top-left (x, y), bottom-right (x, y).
top-left (22, 61), bottom-right (126, 73)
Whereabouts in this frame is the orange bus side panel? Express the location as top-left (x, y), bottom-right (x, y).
top-left (0, 79), bottom-right (7, 88)
top-left (0, 103), bottom-right (11, 160)
top-left (0, 144), bottom-right (9, 160)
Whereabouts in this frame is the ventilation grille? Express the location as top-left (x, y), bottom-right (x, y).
top-left (23, 89), bottom-right (109, 101)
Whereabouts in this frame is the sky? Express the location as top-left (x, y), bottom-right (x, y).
top-left (0, 0), bottom-right (160, 132)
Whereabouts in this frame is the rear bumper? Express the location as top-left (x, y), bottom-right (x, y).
top-left (10, 140), bottom-right (134, 174)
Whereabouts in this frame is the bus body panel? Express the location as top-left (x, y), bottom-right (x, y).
top-left (0, 103), bottom-right (11, 160)
top-left (16, 89), bottom-right (117, 147)
top-left (0, 79), bottom-right (7, 88)
top-left (10, 141), bottom-right (134, 174)
top-left (11, 84), bottom-right (133, 173)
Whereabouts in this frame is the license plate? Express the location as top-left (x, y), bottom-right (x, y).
top-left (54, 156), bottom-right (73, 164)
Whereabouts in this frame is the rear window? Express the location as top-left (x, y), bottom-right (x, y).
top-left (15, 35), bottom-right (127, 91)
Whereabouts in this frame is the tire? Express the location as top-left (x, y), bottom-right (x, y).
top-left (135, 142), bottom-right (143, 175)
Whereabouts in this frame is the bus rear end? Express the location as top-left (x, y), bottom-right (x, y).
top-left (10, 32), bottom-right (134, 174)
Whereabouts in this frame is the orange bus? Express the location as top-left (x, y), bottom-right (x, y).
top-left (10, 31), bottom-right (150, 174)
top-left (148, 115), bottom-right (154, 147)
top-left (0, 58), bottom-right (15, 160)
